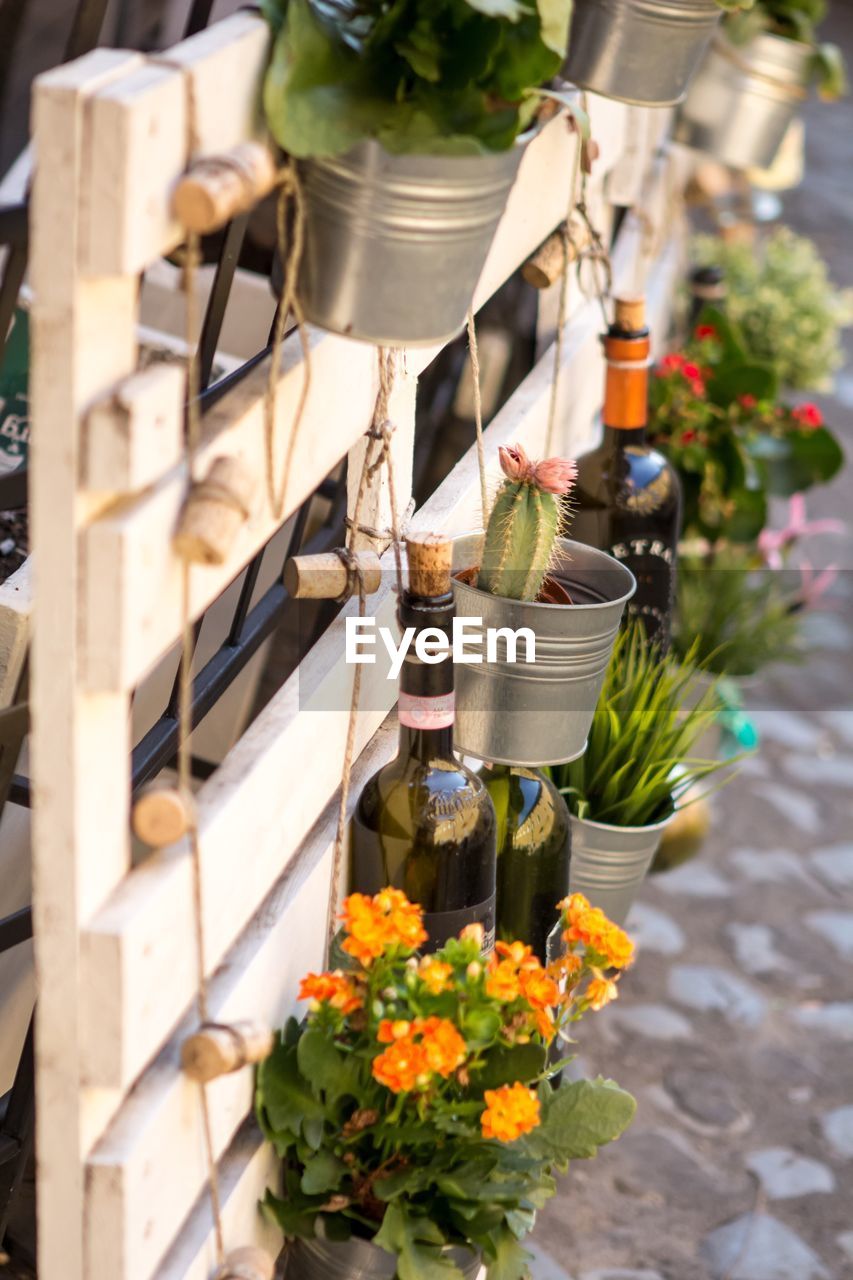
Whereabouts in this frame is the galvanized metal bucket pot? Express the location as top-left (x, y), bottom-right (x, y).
top-left (283, 1234), bottom-right (481, 1279)
top-left (451, 534), bottom-right (636, 767)
top-left (295, 132), bottom-right (533, 347)
top-left (562, 0), bottom-right (722, 107)
top-left (569, 810), bottom-right (675, 926)
top-left (673, 32), bottom-right (812, 171)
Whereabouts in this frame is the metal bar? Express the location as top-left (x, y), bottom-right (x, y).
top-left (7, 775), bottom-right (28, 808)
top-left (198, 214), bottom-right (250, 393)
top-left (228, 552), bottom-right (265, 646)
top-left (183, 0), bottom-right (218, 39)
top-left (197, 343), bottom-right (272, 414)
top-left (0, 0), bottom-right (28, 109)
top-left (63, 0), bottom-right (111, 60)
top-left (0, 202), bottom-right (27, 249)
top-left (0, 1015), bottom-right (34, 1242)
top-left (0, 905), bottom-right (31, 954)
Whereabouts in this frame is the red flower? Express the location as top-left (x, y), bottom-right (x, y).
top-left (656, 353), bottom-right (686, 376)
top-left (681, 429), bottom-right (697, 444)
top-left (738, 394), bottom-right (757, 410)
top-left (694, 324), bottom-right (718, 340)
top-left (682, 362), bottom-right (702, 382)
top-left (791, 403), bottom-right (824, 429)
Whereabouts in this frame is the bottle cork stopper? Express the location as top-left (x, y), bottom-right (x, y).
top-left (132, 783), bottom-right (191, 849)
top-left (405, 534), bottom-right (453, 598)
top-left (614, 297), bottom-right (646, 332)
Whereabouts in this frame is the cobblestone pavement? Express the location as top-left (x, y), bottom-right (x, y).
top-left (529, 13), bottom-right (853, 1279)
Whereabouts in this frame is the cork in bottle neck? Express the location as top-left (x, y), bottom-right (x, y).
top-left (602, 296), bottom-right (650, 432)
top-left (405, 534), bottom-right (453, 600)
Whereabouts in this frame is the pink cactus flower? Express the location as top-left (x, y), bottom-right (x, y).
top-left (498, 443), bottom-right (577, 497)
top-left (758, 494), bottom-right (845, 570)
top-left (797, 561), bottom-right (839, 609)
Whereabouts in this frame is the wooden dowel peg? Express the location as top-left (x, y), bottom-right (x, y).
top-left (181, 1020), bottom-right (274, 1083)
top-left (214, 1245), bottom-right (276, 1280)
top-left (284, 548), bottom-right (382, 600)
top-left (173, 142), bottom-right (279, 235)
top-left (131, 782), bottom-right (191, 849)
top-left (174, 455), bottom-right (255, 567)
top-left (521, 218), bottom-right (591, 290)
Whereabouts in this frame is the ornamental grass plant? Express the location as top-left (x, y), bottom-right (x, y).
top-left (551, 624), bottom-right (735, 829)
top-left (257, 889), bottom-right (636, 1280)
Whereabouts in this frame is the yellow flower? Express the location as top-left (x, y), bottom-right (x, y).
top-left (481, 1083), bottom-right (541, 1142)
top-left (586, 972), bottom-right (619, 1011)
top-left (419, 957), bottom-right (453, 994)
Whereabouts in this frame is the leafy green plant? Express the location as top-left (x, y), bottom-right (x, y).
top-left (550, 624), bottom-right (735, 829)
top-left (692, 230), bottom-right (853, 390)
top-left (261, 0), bottom-right (574, 157)
top-left (257, 889), bottom-right (635, 1280)
top-left (724, 0), bottom-right (847, 97)
top-left (648, 309), bottom-right (844, 543)
top-left (674, 547), bottom-right (804, 677)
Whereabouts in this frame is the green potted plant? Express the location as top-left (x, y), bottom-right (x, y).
top-left (562, 0), bottom-right (745, 109)
top-left (451, 443), bottom-right (636, 767)
top-left (691, 230), bottom-right (853, 392)
top-left (647, 311), bottom-right (844, 544)
top-left (257, 888), bottom-right (636, 1279)
top-left (675, 0), bottom-right (848, 170)
top-left (549, 623), bottom-right (737, 924)
top-left (260, 0), bottom-right (575, 345)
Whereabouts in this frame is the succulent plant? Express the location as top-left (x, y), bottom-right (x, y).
top-left (476, 443), bottom-right (577, 602)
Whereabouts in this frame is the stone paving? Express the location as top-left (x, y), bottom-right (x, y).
top-left (527, 12), bottom-right (853, 1277)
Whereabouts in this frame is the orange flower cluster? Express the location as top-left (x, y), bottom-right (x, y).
top-left (341, 889), bottom-right (428, 966)
top-left (481, 1082), bottom-right (541, 1142)
top-left (372, 1016), bottom-right (467, 1094)
top-left (485, 941), bottom-right (560, 1041)
top-left (586, 973), bottom-right (619, 1011)
top-left (560, 894), bottom-right (635, 970)
top-left (419, 956), bottom-right (454, 995)
top-left (299, 970), bottom-right (363, 1014)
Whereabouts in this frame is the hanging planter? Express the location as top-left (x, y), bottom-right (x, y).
top-left (295, 135), bottom-right (532, 346)
top-left (282, 1234), bottom-right (480, 1280)
top-left (674, 32), bottom-right (813, 170)
top-left (568, 810), bottom-right (675, 927)
top-left (453, 532), bottom-right (635, 766)
top-left (261, 0), bottom-right (574, 345)
top-left (562, 0), bottom-right (723, 108)
top-left (551, 624), bottom-right (737, 924)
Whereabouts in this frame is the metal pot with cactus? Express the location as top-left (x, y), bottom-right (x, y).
top-left (674, 0), bottom-right (848, 171)
top-left (452, 443), bottom-right (636, 768)
top-left (260, 0), bottom-right (575, 346)
top-left (561, 0), bottom-right (739, 108)
top-left (549, 624), bottom-right (737, 925)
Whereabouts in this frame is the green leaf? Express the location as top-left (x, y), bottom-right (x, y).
top-left (462, 1007), bottom-right (503, 1048)
top-left (476, 1042), bottom-right (547, 1091)
top-left (260, 1188), bottom-right (317, 1240)
top-left (300, 1151), bottom-right (346, 1195)
top-left (297, 1027), bottom-right (361, 1101)
top-left (486, 1226), bottom-right (532, 1280)
top-left (256, 1035), bottom-right (324, 1140)
top-left (524, 1077), bottom-right (636, 1160)
top-left (535, 0), bottom-right (573, 55)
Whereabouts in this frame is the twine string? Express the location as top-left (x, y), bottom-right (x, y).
top-left (325, 348), bottom-right (403, 953)
top-left (465, 309), bottom-right (489, 529)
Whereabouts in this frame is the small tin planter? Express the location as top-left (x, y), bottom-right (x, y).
top-left (674, 31), bottom-right (813, 171)
top-left (562, 0), bottom-right (722, 107)
top-left (283, 1234), bottom-right (481, 1279)
top-left (295, 131), bottom-right (533, 347)
top-left (451, 534), bottom-right (636, 767)
top-left (569, 810), bottom-right (675, 926)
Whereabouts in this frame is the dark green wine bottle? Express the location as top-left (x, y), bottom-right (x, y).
top-left (350, 535), bottom-right (497, 953)
top-left (486, 765), bottom-right (571, 962)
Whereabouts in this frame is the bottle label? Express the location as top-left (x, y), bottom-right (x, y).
top-left (422, 895), bottom-right (496, 956)
top-left (609, 538), bottom-right (675, 647)
top-left (398, 690), bottom-right (455, 730)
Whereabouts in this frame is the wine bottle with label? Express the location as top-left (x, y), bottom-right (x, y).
top-left (350, 534), bottom-right (497, 953)
top-left (486, 765), bottom-right (571, 962)
top-left (571, 296), bottom-right (682, 650)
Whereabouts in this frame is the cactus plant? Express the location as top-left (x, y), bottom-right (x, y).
top-left (477, 443), bottom-right (577, 602)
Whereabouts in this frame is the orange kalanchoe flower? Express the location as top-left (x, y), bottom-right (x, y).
top-left (372, 1037), bottom-right (429, 1094)
top-left (299, 970), bottom-right (363, 1014)
top-left (586, 973), bottom-right (619, 1011)
top-left (417, 1016), bottom-right (467, 1077)
top-left (341, 889), bottom-right (428, 966)
top-left (377, 1019), bottom-right (411, 1044)
top-left (419, 957), bottom-right (453, 994)
top-left (486, 960), bottom-right (522, 1002)
top-left (481, 1083), bottom-right (541, 1142)
top-left (561, 893), bottom-right (635, 970)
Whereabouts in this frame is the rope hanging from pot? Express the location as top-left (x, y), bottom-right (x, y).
top-left (324, 348), bottom-right (406, 954)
